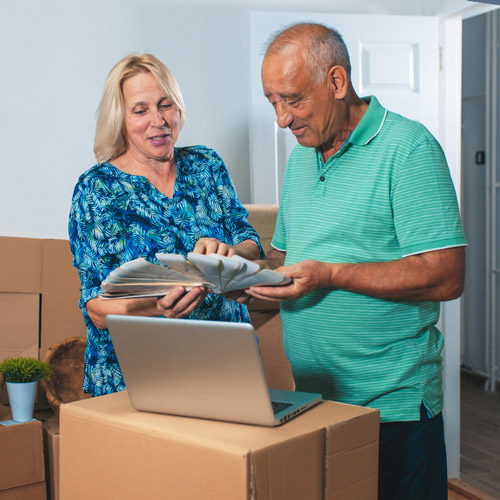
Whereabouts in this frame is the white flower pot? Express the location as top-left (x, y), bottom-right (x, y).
top-left (6, 380), bottom-right (37, 422)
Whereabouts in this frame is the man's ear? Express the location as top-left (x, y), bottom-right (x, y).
top-left (328, 65), bottom-right (348, 99)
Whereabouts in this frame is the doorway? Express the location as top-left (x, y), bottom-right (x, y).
top-left (460, 9), bottom-right (500, 497)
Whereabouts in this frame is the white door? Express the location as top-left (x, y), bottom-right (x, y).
top-left (250, 12), bottom-right (440, 204)
top-left (249, 11), bottom-right (462, 479)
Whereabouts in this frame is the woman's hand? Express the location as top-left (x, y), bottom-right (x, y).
top-left (87, 286), bottom-right (209, 329)
top-left (193, 238), bottom-right (235, 256)
top-left (156, 286), bottom-right (209, 318)
top-left (193, 237), bottom-right (260, 260)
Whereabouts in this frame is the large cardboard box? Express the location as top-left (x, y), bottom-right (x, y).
top-left (0, 405), bottom-right (46, 500)
top-left (60, 391), bottom-right (379, 500)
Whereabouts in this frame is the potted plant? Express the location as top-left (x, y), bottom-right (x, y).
top-left (0, 357), bottom-right (52, 422)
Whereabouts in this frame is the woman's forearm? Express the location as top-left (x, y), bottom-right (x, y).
top-left (86, 296), bottom-right (159, 330)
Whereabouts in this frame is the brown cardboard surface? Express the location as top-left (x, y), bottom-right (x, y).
top-left (0, 293), bottom-right (39, 361)
top-left (250, 311), bottom-right (294, 391)
top-left (244, 204), bottom-right (278, 254)
top-left (0, 237), bottom-right (43, 293)
top-left (325, 413), bottom-right (380, 499)
top-left (0, 482), bottom-right (46, 500)
top-left (40, 240), bottom-right (85, 357)
top-left (41, 420), bottom-right (59, 500)
top-left (0, 413), bottom-right (45, 492)
top-left (0, 293), bottom-right (40, 404)
top-left (60, 390), bottom-right (379, 500)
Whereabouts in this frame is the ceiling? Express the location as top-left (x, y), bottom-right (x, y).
top-left (138, 0), bottom-right (496, 17)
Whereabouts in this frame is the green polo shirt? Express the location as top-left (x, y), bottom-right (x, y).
top-left (272, 96), bottom-right (466, 422)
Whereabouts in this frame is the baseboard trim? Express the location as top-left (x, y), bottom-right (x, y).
top-left (448, 479), bottom-right (499, 500)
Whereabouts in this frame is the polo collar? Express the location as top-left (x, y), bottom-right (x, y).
top-left (348, 96), bottom-right (387, 146)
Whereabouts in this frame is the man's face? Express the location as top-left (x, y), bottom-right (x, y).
top-left (261, 47), bottom-right (338, 150)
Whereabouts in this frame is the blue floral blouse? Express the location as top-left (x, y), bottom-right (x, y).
top-left (69, 145), bottom-right (264, 397)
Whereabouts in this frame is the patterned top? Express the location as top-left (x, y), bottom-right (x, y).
top-left (69, 145), bottom-right (263, 397)
top-left (272, 97), bottom-right (467, 422)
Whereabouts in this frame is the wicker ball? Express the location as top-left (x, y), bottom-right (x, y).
top-left (40, 337), bottom-right (92, 415)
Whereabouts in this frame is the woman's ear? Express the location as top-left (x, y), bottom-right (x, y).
top-left (328, 65), bottom-right (348, 99)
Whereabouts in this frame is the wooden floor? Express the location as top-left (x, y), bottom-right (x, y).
top-left (457, 372), bottom-right (500, 499)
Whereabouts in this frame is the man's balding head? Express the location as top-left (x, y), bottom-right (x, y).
top-left (264, 22), bottom-right (351, 84)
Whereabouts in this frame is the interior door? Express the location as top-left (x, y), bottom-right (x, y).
top-left (250, 12), bottom-right (440, 204)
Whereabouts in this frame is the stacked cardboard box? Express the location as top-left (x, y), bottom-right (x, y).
top-left (0, 237), bottom-right (86, 406)
top-left (0, 405), bottom-right (46, 499)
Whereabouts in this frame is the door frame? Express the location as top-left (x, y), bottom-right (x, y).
top-left (440, 1), bottom-right (500, 478)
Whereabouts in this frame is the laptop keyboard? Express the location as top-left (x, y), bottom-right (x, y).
top-left (271, 401), bottom-right (293, 414)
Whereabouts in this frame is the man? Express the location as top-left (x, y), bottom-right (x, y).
top-left (246, 22), bottom-right (466, 500)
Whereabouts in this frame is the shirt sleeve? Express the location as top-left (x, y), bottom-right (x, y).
top-left (391, 137), bottom-right (467, 256)
top-left (68, 172), bottom-right (127, 307)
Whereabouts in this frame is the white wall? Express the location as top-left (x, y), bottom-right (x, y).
top-left (0, 0), bottom-right (253, 239)
top-left (0, 0), bottom-right (477, 240)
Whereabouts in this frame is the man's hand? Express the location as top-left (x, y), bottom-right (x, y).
top-left (247, 260), bottom-right (329, 301)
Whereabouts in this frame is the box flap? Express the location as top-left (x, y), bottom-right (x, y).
top-left (250, 428), bottom-right (325, 500)
top-left (325, 410), bottom-right (380, 499)
top-left (0, 237), bottom-right (42, 293)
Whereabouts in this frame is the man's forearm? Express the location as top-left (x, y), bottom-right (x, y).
top-left (326, 246), bottom-right (465, 302)
top-left (248, 246), bottom-right (465, 303)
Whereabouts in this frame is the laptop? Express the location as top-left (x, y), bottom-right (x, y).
top-left (106, 315), bottom-right (322, 426)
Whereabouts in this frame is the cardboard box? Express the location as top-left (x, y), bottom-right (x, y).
top-left (0, 237), bottom-right (42, 294)
top-left (40, 239), bottom-right (86, 358)
top-left (0, 405), bottom-right (46, 499)
top-left (41, 420), bottom-right (59, 500)
top-left (243, 204), bottom-right (278, 254)
top-left (0, 293), bottom-right (39, 362)
top-left (0, 293), bottom-right (40, 404)
top-left (60, 391), bottom-right (379, 500)
top-left (0, 482), bottom-right (47, 500)
top-left (250, 310), bottom-right (294, 391)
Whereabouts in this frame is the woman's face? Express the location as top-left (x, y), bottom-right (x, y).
top-left (121, 71), bottom-right (181, 164)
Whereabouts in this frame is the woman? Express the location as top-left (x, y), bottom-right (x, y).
top-left (69, 53), bottom-right (263, 397)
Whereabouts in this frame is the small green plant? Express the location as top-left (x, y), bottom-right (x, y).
top-left (0, 357), bottom-right (52, 383)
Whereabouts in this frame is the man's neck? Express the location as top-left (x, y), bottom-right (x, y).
top-left (321, 93), bottom-right (368, 162)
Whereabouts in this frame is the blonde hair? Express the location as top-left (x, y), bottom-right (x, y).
top-left (93, 53), bottom-right (186, 163)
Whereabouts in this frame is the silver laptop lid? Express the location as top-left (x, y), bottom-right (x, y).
top-left (106, 315), bottom-right (281, 425)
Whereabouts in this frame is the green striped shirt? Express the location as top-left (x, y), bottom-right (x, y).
top-left (272, 96), bottom-right (466, 422)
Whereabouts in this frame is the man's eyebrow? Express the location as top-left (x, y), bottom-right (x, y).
top-left (263, 92), bottom-right (300, 99)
